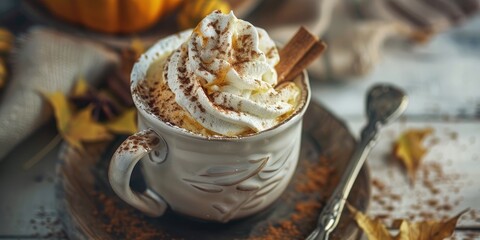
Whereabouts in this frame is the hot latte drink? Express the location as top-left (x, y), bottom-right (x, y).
top-left (134, 11), bottom-right (306, 137)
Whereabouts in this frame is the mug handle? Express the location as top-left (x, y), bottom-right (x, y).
top-left (108, 128), bottom-right (168, 217)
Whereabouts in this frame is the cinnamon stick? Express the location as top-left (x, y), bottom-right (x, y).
top-left (275, 27), bottom-right (326, 84)
top-left (284, 41), bottom-right (326, 82)
top-left (275, 27), bottom-right (317, 82)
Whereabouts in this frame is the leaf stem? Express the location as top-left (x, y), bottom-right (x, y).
top-left (23, 134), bottom-right (62, 170)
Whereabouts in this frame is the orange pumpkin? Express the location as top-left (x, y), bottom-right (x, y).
top-left (40, 0), bottom-right (183, 34)
top-left (177, 0), bottom-right (230, 30)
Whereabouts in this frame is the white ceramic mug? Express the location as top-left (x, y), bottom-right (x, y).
top-left (108, 31), bottom-right (311, 223)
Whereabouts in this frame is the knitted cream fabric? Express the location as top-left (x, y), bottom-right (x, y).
top-left (249, 0), bottom-right (478, 80)
top-left (0, 27), bottom-right (119, 160)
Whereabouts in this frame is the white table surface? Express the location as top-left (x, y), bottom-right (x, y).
top-left (311, 15), bottom-right (480, 239)
top-left (0, 13), bottom-right (479, 240)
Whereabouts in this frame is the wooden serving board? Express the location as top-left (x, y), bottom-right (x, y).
top-left (55, 101), bottom-right (370, 240)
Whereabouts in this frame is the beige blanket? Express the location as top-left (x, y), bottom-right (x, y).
top-left (0, 27), bottom-right (118, 160)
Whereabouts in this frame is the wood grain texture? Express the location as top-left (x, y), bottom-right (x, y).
top-left (55, 102), bottom-right (371, 240)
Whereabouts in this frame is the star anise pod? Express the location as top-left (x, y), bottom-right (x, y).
top-left (70, 88), bottom-right (120, 122)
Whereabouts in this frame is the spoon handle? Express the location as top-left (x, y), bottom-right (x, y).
top-left (306, 123), bottom-right (379, 240)
top-left (306, 84), bottom-right (407, 240)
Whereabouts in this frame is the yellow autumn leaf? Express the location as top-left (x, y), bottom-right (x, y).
top-left (393, 128), bottom-right (434, 182)
top-left (347, 204), bottom-right (394, 240)
top-left (348, 204), bottom-right (467, 240)
top-left (43, 92), bottom-right (112, 151)
top-left (71, 77), bottom-right (90, 96)
top-left (43, 92), bottom-right (73, 134)
top-left (104, 108), bottom-right (138, 135)
top-left (63, 106), bottom-right (113, 150)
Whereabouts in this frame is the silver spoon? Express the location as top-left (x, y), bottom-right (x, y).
top-left (306, 84), bottom-right (408, 240)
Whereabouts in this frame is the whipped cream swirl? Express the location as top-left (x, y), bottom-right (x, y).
top-left (165, 11), bottom-right (300, 136)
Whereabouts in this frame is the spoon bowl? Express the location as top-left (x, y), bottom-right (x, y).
top-left (367, 85), bottom-right (408, 126)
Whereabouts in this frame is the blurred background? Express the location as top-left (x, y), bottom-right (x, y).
top-left (0, 0), bottom-right (479, 239)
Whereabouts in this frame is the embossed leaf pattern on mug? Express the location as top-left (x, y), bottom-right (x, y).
top-left (182, 157), bottom-right (269, 190)
top-left (182, 139), bottom-right (296, 222)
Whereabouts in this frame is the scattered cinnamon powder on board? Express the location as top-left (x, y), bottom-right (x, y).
top-left (370, 145), bottom-right (469, 225)
top-left (295, 159), bottom-right (332, 193)
top-left (90, 156), bottom-right (336, 239)
top-left (291, 201), bottom-right (323, 222)
top-left (368, 127), bottom-right (477, 224)
top-left (92, 191), bottom-right (171, 240)
top-left (29, 206), bottom-right (66, 239)
top-left (249, 157), bottom-right (335, 240)
top-left (371, 178), bottom-right (387, 192)
top-left (258, 220), bottom-right (302, 240)
top-left (250, 198), bottom-right (326, 240)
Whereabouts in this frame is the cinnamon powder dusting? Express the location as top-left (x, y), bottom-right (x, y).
top-left (92, 192), bottom-right (172, 240)
top-left (249, 157), bottom-right (334, 240)
top-left (135, 55), bottom-right (214, 136)
top-left (90, 156), bottom-right (336, 240)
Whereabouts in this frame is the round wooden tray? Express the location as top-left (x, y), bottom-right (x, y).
top-left (55, 101), bottom-right (370, 240)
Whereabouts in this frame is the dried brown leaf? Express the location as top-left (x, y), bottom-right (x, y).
top-left (43, 92), bottom-right (112, 151)
top-left (396, 209), bottom-right (467, 240)
top-left (63, 106), bottom-right (113, 150)
top-left (104, 108), bottom-right (137, 135)
top-left (347, 203), bottom-right (394, 240)
top-left (71, 77), bottom-right (90, 96)
top-left (348, 204), bottom-right (468, 240)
